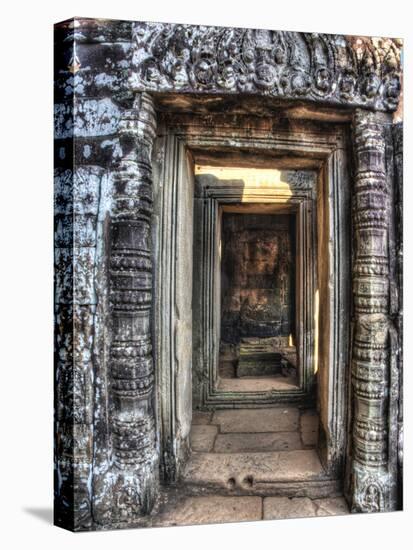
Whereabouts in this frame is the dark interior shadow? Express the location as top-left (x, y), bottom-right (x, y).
top-left (23, 507), bottom-right (53, 525)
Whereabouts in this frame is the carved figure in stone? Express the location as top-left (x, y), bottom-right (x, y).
top-left (363, 483), bottom-right (381, 512)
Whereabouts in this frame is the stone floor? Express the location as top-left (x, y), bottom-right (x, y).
top-left (149, 492), bottom-right (349, 527)
top-left (136, 407), bottom-right (349, 528)
top-left (190, 407), bottom-right (318, 453)
top-left (217, 375), bottom-right (299, 392)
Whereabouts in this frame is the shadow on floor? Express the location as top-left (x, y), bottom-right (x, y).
top-left (23, 507), bottom-right (53, 525)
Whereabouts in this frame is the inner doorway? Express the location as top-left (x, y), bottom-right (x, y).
top-left (218, 210), bottom-right (298, 392)
top-left (192, 166), bottom-right (318, 408)
top-left (186, 163), bottom-right (334, 498)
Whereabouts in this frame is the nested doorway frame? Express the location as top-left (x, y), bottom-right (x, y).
top-left (152, 112), bottom-right (351, 481)
top-left (193, 169), bottom-right (317, 407)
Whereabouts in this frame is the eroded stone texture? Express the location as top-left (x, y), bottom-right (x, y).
top-left (190, 425), bottom-right (218, 452)
top-left (183, 449), bottom-right (325, 491)
top-left (393, 122), bottom-right (403, 506)
top-left (130, 23), bottom-right (402, 112)
top-left (96, 93), bottom-right (159, 525)
top-left (214, 432), bottom-right (303, 453)
top-left (54, 154), bottom-right (112, 531)
top-left (212, 408), bottom-right (299, 433)
top-left (153, 495), bottom-right (263, 527)
top-left (54, 19), bottom-right (161, 527)
top-left (349, 109), bottom-right (398, 513)
top-left (124, 491), bottom-right (349, 527)
top-left (54, 18), bottom-right (402, 112)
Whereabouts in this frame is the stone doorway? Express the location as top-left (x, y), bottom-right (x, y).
top-left (54, 18), bottom-right (403, 530)
top-left (218, 211), bottom-right (298, 389)
top-left (178, 158), bottom-right (341, 515)
top-left (153, 112), bottom-right (351, 505)
top-left (190, 162), bottom-right (322, 410)
top-left (153, 152), bottom-right (347, 524)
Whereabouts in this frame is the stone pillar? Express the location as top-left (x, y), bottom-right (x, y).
top-left (350, 109), bottom-right (397, 512)
top-left (393, 122), bottom-right (403, 507)
top-left (108, 92), bottom-right (158, 520)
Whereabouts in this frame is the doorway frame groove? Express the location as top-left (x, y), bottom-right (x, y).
top-left (153, 113), bottom-right (351, 482)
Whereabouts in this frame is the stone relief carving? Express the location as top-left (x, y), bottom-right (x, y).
top-left (54, 163), bottom-right (107, 530)
top-left (393, 123), bottom-right (403, 494)
top-left (351, 109), bottom-right (397, 512)
top-left (130, 22), bottom-right (402, 111)
top-left (105, 92), bottom-right (159, 522)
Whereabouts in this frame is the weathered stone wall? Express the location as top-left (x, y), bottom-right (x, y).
top-left (54, 18), bottom-right (123, 529)
top-left (54, 18), bottom-right (157, 531)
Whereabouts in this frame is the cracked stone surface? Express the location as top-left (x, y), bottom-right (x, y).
top-left (263, 497), bottom-right (317, 519)
top-left (313, 497), bottom-right (350, 516)
top-left (263, 496), bottom-right (349, 519)
top-left (130, 406), bottom-right (348, 527)
top-left (183, 407), bottom-right (336, 498)
top-left (144, 492), bottom-right (349, 527)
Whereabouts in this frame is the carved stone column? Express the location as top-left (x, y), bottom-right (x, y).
top-left (350, 109), bottom-right (397, 512)
top-left (393, 122), bottom-right (403, 506)
top-left (108, 92), bottom-right (158, 520)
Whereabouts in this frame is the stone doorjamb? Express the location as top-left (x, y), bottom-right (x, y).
top-left (152, 113), bottom-right (351, 483)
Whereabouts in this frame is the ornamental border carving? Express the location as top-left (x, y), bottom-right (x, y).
top-left (350, 109), bottom-right (398, 512)
top-left (129, 23), bottom-right (401, 112)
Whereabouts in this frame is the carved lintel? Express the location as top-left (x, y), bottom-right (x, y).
top-left (350, 109), bottom-right (397, 512)
top-left (129, 23), bottom-right (402, 112)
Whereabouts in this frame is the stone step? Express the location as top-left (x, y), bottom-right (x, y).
top-left (149, 493), bottom-right (349, 527)
top-left (237, 354), bottom-right (282, 377)
top-left (182, 449), bottom-right (339, 498)
top-left (152, 495), bottom-right (263, 527)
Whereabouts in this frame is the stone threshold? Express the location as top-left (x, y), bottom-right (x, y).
top-left (122, 490), bottom-right (349, 529)
top-left (182, 449), bottom-right (335, 496)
